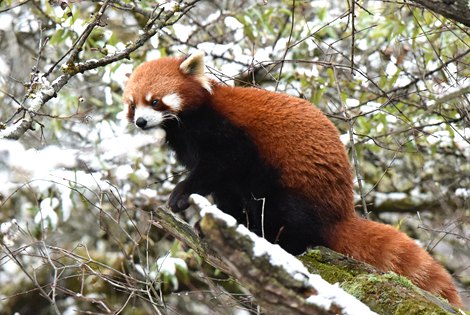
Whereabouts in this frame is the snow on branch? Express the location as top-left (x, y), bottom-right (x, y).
top-left (0, 0), bottom-right (200, 140)
top-left (193, 195), bottom-right (377, 315)
top-left (154, 194), bottom-right (377, 315)
top-left (151, 195), bottom-right (462, 314)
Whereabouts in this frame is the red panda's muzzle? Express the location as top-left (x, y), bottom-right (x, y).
top-left (135, 117), bottom-right (148, 129)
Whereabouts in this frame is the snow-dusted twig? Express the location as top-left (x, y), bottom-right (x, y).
top-left (426, 84), bottom-right (470, 109)
top-left (0, 0), bottom-right (200, 140)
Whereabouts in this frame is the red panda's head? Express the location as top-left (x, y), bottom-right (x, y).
top-left (123, 51), bottom-right (212, 130)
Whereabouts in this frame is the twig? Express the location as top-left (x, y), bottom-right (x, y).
top-left (332, 66), bottom-right (369, 218)
top-left (0, 241), bottom-right (61, 314)
top-left (349, 0), bottom-right (356, 75)
top-left (0, 0), bottom-right (201, 140)
top-left (275, 0), bottom-right (296, 91)
top-left (45, 0), bottom-right (113, 77)
top-left (0, 0), bottom-right (31, 13)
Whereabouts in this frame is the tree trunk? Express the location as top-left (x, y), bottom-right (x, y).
top-left (409, 0), bottom-right (470, 27)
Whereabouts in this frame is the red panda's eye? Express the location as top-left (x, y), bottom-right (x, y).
top-left (151, 99), bottom-right (159, 107)
top-left (129, 103), bottom-right (135, 111)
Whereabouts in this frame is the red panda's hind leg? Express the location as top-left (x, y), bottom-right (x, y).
top-left (262, 191), bottom-right (338, 255)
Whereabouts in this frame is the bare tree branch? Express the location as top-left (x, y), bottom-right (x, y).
top-left (0, 0), bottom-right (200, 140)
top-left (408, 0), bottom-right (470, 27)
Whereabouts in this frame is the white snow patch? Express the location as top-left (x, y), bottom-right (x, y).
top-left (0, 139), bottom-right (79, 183)
top-left (138, 188), bottom-right (157, 199)
top-left (190, 194), bottom-right (212, 208)
top-left (0, 13), bottom-right (13, 31)
top-left (367, 51), bottom-right (382, 69)
top-left (1, 219), bottom-right (19, 247)
top-left (385, 62), bottom-right (398, 76)
top-left (360, 101), bottom-right (381, 115)
top-left (172, 24), bottom-right (193, 42)
top-left (237, 225), bottom-right (376, 314)
top-left (104, 86), bottom-right (113, 105)
top-left (147, 49), bottom-right (161, 61)
top-left (233, 310), bottom-right (251, 315)
top-left (135, 164), bottom-right (150, 180)
top-left (236, 223), bottom-right (309, 278)
top-left (195, 195), bottom-right (377, 315)
top-left (253, 47), bottom-right (272, 62)
top-left (192, 194), bottom-right (238, 227)
top-left (339, 133), bottom-right (350, 146)
top-left (455, 188), bottom-right (469, 199)
top-left (67, 17), bottom-right (87, 37)
top-left (158, 0), bottom-right (178, 11)
top-left (306, 276), bottom-right (377, 314)
top-left (0, 56), bottom-right (10, 86)
top-left (150, 35), bottom-right (160, 50)
top-left (111, 63), bottom-right (134, 89)
top-left (356, 38), bottom-right (369, 51)
top-left (35, 197), bottom-right (60, 228)
top-left (157, 256), bottom-right (187, 275)
top-left (375, 192), bottom-right (407, 207)
top-left (115, 165), bottom-right (134, 180)
top-left (345, 98), bottom-right (360, 108)
top-left (95, 121), bottom-right (165, 162)
top-left (224, 16), bottom-right (243, 30)
top-left (273, 37), bottom-right (289, 52)
top-left (156, 255), bottom-right (188, 290)
top-left (395, 75), bottom-right (411, 87)
top-left (386, 115), bottom-right (397, 123)
top-left (376, 122), bottom-right (384, 133)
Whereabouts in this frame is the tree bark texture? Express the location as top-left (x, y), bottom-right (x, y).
top-left (409, 0), bottom-right (470, 27)
top-left (150, 196), bottom-right (461, 314)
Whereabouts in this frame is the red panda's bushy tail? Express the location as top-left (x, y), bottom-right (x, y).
top-left (328, 216), bottom-right (462, 307)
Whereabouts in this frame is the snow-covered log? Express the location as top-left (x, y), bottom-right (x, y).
top-left (151, 195), bottom-right (461, 314)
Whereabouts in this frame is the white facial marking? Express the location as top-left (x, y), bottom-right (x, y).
top-left (162, 93), bottom-right (183, 111)
top-left (145, 92), bottom-right (153, 103)
top-left (134, 105), bottom-right (163, 129)
top-left (124, 96), bottom-right (134, 111)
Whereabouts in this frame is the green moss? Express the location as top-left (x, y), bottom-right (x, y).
top-left (341, 273), bottom-right (453, 315)
top-left (299, 249), bottom-right (355, 284)
top-left (299, 247), bottom-right (378, 283)
top-left (298, 247), bottom-right (459, 315)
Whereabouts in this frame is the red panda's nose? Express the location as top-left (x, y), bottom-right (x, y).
top-left (136, 117), bottom-right (147, 129)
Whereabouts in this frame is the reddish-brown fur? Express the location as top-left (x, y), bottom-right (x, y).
top-left (211, 85), bottom-right (355, 222)
top-left (210, 84), bottom-right (462, 306)
top-left (331, 217), bottom-right (461, 305)
top-left (124, 55), bottom-right (462, 307)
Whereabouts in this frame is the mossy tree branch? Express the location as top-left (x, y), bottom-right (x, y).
top-left (150, 196), bottom-right (462, 315)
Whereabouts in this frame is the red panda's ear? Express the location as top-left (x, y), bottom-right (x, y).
top-left (180, 50), bottom-right (212, 93)
top-left (180, 50), bottom-right (205, 76)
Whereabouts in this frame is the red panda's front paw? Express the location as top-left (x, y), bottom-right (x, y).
top-left (168, 181), bottom-right (191, 212)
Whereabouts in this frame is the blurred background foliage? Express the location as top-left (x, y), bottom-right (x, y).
top-left (0, 0), bottom-right (468, 313)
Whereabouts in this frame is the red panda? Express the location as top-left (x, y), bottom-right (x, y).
top-left (123, 51), bottom-right (462, 307)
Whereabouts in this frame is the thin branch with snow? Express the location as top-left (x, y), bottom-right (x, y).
top-left (0, 0), bottom-right (200, 140)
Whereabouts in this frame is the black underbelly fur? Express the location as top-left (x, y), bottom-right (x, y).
top-left (163, 105), bottom-right (330, 255)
